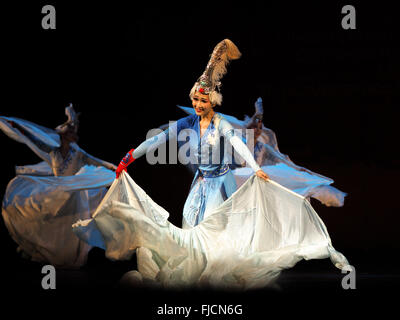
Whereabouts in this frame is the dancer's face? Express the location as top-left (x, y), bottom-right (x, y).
top-left (192, 92), bottom-right (213, 117)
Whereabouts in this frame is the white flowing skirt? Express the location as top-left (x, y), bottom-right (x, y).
top-left (2, 164), bottom-right (114, 267)
top-left (73, 171), bottom-right (350, 289)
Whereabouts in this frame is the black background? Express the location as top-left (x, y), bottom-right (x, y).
top-left (1, 1), bottom-right (399, 315)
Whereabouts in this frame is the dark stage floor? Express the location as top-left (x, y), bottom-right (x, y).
top-left (2, 247), bottom-right (398, 318)
top-left (3, 245), bottom-right (399, 293)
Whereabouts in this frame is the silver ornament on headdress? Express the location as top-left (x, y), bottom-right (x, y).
top-left (193, 39), bottom-right (242, 95)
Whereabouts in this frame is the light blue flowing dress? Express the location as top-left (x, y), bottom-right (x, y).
top-left (130, 112), bottom-right (261, 228)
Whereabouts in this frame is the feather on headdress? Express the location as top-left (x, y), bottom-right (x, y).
top-left (191, 39), bottom-right (241, 105)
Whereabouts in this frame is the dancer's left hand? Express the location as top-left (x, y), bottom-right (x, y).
top-left (256, 169), bottom-right (269, 181)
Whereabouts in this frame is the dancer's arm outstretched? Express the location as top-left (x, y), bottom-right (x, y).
top-left (115, 124), bottom-right (174, 178)
top-left (6, 120), bottom-right (55, 153)
top-left (219, 118), bottom-right (269, 181)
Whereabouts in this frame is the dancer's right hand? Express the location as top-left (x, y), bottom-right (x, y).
top-left (116, 149), bottom-right (136, 179)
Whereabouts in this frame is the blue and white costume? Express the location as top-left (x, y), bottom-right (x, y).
top-left (73, 112), bottom-right (350, 289)
top-left (0, 115), bottom-right (115, 267)
top-left (131, 112), bottom-right (261, 228)
top-left (73, 39), bottom-right (350, 288)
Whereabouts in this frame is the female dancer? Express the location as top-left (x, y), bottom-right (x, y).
top-left (74, 40), bottom-right (350, 289)
top-left (115, 39), bottom-right (269, 228)
top-left (0, 105), bottom-right (116, 267)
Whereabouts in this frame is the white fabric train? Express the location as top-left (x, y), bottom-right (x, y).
top-left (3, 165), bottom-right (113, 267)
top-left (73, 171), bottom-right (351, 290)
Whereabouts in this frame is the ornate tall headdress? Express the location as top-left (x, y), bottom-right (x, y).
top-left (191, 39), bottom-right (241, 105)
top-left (55, 103), bottom-right (80, 134)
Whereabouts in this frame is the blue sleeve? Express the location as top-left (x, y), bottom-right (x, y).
top-left (132, 115), bottom-right (195, 159)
